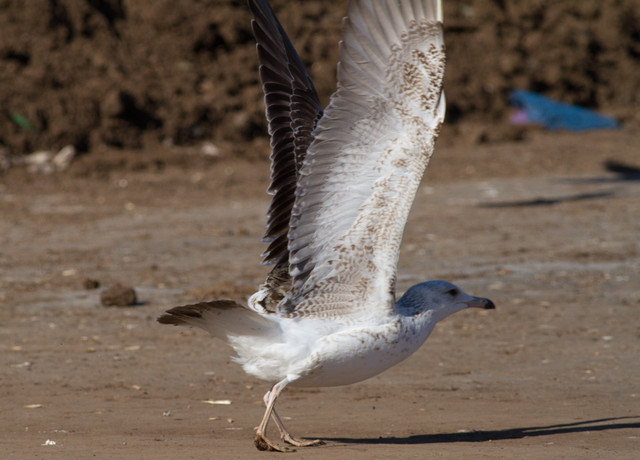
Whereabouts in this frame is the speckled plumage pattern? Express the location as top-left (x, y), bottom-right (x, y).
top-left (158, 0), bottom-right (494, 452)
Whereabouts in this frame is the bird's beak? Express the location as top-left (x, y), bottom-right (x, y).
top-left (465, 297), bottom-right (496, 310)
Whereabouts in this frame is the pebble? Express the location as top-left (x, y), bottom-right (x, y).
top-left (82, 278), bottom-right (101, 290)
top-left (100, 284), bottom-right (137, 307)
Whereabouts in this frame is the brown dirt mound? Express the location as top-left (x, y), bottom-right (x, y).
top-left (1, 0), bottom-right (639, 155)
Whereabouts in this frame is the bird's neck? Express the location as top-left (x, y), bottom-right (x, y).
top-left (394, 302), bottom-right (439, 348)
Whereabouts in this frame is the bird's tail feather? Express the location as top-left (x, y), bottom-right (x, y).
top-left (158, 300), bottom-right (279, 340)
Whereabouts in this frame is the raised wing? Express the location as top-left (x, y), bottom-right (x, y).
top-left (282, 0), bottom-right (446, 320)
top-left (248, 0), bottom-right (324, 267)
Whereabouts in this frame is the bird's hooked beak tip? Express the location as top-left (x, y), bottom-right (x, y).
top-left (467, 297), bottom-right (496, 310)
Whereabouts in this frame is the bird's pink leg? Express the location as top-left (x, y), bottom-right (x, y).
top-left (254, 378), bottom-right (291, 452)
top-left (254, 378), bottom-right (323, 451)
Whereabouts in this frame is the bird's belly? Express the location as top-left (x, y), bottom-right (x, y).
top-left (292, 321), bottom-right (430, 388)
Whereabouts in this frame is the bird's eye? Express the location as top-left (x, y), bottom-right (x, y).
top-left (446, 288), bottom-right (458, 297)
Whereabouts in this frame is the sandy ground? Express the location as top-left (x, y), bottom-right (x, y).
top-left (1, 129), bottom-right (640, 458)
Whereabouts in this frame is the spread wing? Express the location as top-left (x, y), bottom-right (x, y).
top-left (248, 0), bottom-right (324, 268)
top-left (282, 0), bottom-right (446, 320)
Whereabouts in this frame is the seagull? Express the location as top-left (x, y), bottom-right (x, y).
top-left (159, 0), bottom-right (495, 452)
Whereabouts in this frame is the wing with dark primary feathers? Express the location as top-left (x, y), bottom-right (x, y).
top-left (248, 0), bottom-right (445, 323)
top-left (248, 0), bottom-right (324, 268)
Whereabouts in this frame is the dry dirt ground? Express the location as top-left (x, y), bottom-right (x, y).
top-left (1, 128), bottom-right (639, 459)
top-left (2, 1), bottom-right (640, 458)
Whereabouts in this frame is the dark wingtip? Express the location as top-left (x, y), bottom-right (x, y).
top-left (483, 298), bottom-right (496, 310)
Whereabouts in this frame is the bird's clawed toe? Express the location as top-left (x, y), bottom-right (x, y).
top-left (281, 433), bottom-right (324, 447)
top-left (254, 434), bottom-right (294, 452)
top-left (254, 433), bottom-right (323, 452)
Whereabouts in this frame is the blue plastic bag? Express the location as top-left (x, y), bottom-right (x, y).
top-left (509, 90), bottom-right (619, 131)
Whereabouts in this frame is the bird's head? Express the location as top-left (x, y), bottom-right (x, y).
top-left (397, 280), bottom-right (495, 321)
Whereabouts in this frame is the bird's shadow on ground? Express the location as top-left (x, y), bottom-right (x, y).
top-left (319, 416), bottom-right (640, 445)
top-left (477, 160), bottom-right (640, 208)
top-left (478, 190), bottom-right (614, 208)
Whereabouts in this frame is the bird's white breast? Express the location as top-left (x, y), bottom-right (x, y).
top-left (290, 315), bottom-right (435, 387)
